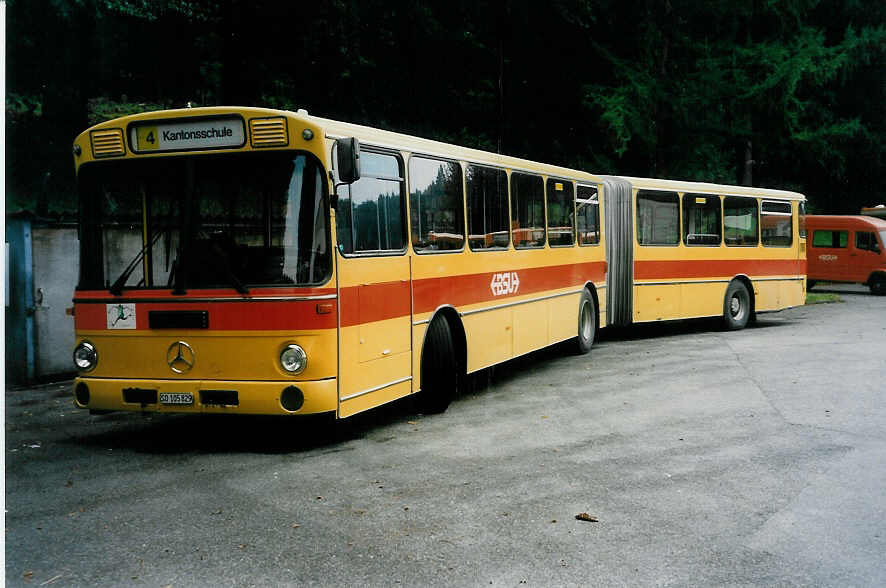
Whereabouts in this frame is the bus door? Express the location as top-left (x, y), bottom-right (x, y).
top-left (333, 148), bottom-right (413, 418)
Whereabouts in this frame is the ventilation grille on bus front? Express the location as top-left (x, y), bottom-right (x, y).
top-left (90, 129), bottom-right (126, 158)
top-left (249, 117), bottom-right (289, 148)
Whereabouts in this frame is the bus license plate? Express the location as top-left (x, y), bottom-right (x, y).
top-left (159, 393), bottom-right (194, 405)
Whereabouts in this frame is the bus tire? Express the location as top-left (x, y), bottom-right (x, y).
top-left (722, 281), bottom-right (751, 331)
top-left (575, 289), bottom-right (596, 355)
top-left (807, 279), bottom-right (816, 290)
top-left (416, 318), bottom-right (456, 414)
top-left (870, 274), bottom-right (886, 296)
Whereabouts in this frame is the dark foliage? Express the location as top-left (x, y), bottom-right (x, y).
top-left (6, 0), bottom-right (886, 217)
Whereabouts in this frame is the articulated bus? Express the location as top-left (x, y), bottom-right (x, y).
top-left (603, 176), bottom-right (806, 328)
top-left (70, 107), bottom-right (805, 418)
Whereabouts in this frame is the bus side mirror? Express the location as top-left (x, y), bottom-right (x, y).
top-left (336, 137), bottom-right (361, 184)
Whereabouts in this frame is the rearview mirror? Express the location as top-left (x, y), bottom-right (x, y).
top-left (336, 137), bottom-right (361, 184)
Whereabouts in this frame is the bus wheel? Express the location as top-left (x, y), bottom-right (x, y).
top-left (870, 274), bottom-right (886, 296)
top-left (723, 281), bottom-right (751, 330)
top-left (807, 279), bottom-right (816, 290)
top-left (416, 318), bottom-right (456, 414)
top-left (575, 289), bottom-right (596, 354)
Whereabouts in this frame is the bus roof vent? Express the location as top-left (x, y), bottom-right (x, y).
top-left (249, 117), bottom-right (289, 148)
top-left (90, 129), bottom-right (125, 158)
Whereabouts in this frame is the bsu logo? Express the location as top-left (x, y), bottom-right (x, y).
top-left (490, 272), bottom-right (520, 297)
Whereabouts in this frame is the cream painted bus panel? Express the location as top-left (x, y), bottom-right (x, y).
top-left (358, 315), bottom-right (411, 364)
top-left (780, 280), bottom-right (804, 308)
top-left (634, 284), bottom-right (680, 322)
top-left (339, 323), bottom-right (411, 402)
top-left (464, 308), bottom-right (513, 373)
top-left (412, 323), bottom-right (428, 392)
top-left (549, 292), bottom-right (580, 344)
top-left (339, 345), bottom-right (411, 402)
top-left (339, 379), bottom-right (411, 418)
top-left (513, 302), bottom-right (549, 357)
top-left (679, 282), bottom-right (725, 318)
top-left (754, 281), bottom-right (780, 311)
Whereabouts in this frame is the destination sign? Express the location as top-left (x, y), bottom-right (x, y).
top-left (130, 117), bottom-right (245, 152)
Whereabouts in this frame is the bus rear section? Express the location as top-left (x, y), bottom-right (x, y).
top-left (71, 108), bottom-right (339, 416)
top-left (602, 177), bottom-right (806, 329)
top-left (806, 215), bottom-right (886, 295)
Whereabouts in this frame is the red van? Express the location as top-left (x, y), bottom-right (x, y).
top-left (806, 215), bottom-right (886, 295)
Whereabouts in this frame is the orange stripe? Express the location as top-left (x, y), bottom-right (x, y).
top-left (339, 281), bottom-right (411, 328)
top-left (412, 261), bottom-right (607, 316)
top-left (75, 295), bottom-right (337, 331)
top-left (73, 286), bottom-right (336, 300)
top-left (634, 259), bottom-right (803, 280)
top-left (75, 262), bottom-right (609, 331)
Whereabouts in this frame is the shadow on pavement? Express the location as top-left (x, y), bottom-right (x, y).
top-left (48, 314), bottom-right (797, 455)
top-left (810, 287), bottom-right (872, 296)
top-left (59, 396), bottom-right (421, 456)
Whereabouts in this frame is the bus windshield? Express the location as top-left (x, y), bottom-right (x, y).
top-left (78, 152), bottom-right (330, 292)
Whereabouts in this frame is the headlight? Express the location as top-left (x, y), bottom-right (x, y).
top-left (280, 344), bottom-right (307, 374)
top-left (73, 341), bottom-right (98, 372)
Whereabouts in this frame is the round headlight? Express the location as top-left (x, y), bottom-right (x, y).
top-left (73, 341), bottom-right (98, 372)
top-left (280, 344), bottom-right (307, 374)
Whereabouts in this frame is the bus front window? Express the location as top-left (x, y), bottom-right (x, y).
top-left (77, 153), bottom-right (331, 291)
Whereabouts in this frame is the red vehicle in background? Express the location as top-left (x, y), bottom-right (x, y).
top-left (806, 215), bottom-right (886, 295)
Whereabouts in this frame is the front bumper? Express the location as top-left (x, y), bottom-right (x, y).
top-left (73, 377), bottom-right (337, 416)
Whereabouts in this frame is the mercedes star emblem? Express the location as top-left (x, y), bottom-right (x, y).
top-left (166, 341), bottom-right (195, 374)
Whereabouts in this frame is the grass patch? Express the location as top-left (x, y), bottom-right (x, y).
top-left (806, 292), bottom-right (842, 304)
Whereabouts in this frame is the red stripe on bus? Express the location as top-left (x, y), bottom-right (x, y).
top-left (73, 286), bottom-right (336, 300)
top-left (411, 261), bottom-right (607, 317)
top-left (338, 280), bottom-right (412, 327)
top-left (74, 263), bottom-right (609, 331)
top-left (75, 299), bottom-right (337, 331)
top-left (633, 259), bottom-right (803, 280)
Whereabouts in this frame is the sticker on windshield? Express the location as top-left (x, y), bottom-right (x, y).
top-left (106, 303), bottom-right (136, 329)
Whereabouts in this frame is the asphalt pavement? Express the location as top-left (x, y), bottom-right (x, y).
top-left (5, 283), bottom-right (885, 586)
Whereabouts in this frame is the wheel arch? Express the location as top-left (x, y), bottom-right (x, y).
top-left (419, 305), bottom-right (467, 387)
top-left (865, 270), bottom-right (886, 285)
top-left (730, 274), bottom-right (756, 317)
top-left (583, 281), bottom-right (601, 329)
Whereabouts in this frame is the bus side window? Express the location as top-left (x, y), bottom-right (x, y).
top-left (761, 200), bottom-right (793, 247)
top-left (637, 190), bottom-right (679, 245)
top-left (510, 172), bottom-right (545, 248)
top-left (724, 196), bottom-right (759, 246)
top-left (547, 179), bottom-right (575, 247)
top-left (799, 201), bottom-right (807, 238)
top-left (408, 156), bottom-right (465, 252)
top-left (576, 185), bottom-right (600, 246)
top-left (682, 193), bottom-right (721, 246)
top-left (466, 164), bottom-right (509, 250)
top-left (336, 151), bottom-right (406, 254)
top-left (336, 184), bottom-right (354, 254)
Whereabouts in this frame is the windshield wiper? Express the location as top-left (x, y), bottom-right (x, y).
top-left (109, 229), bottom-right (167, 296)
top-left (218, 256), bottom-right (249, 295)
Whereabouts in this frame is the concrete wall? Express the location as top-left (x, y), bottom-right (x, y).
top-left (32, 226), bottom-right (79, 378)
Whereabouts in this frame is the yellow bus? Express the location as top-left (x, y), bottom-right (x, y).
top-left (601, 176), bottom-right (806, 329)
top-left (70, 107), bottom-right (805, 418)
